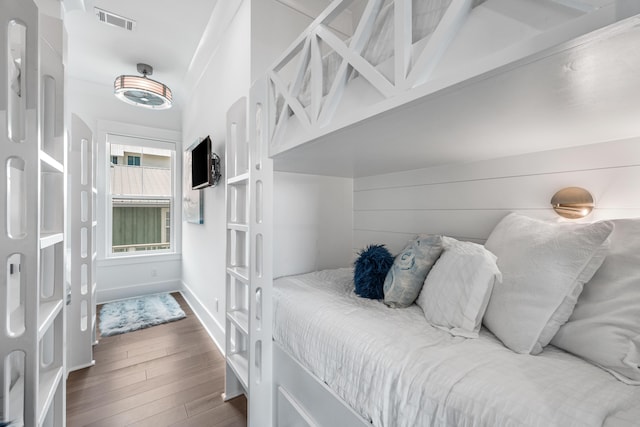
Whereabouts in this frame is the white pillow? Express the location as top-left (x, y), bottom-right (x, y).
top-left (552, 218), bottom-right (640, 384)
top-left (417, 237), bottom-right (501, 338)
top-left (483, 213), bottom-right (613, 355)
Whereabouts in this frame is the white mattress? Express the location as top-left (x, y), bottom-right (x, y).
top-left (273, 268), bottom-right (640, 427)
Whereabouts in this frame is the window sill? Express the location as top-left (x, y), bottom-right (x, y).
top-left (97, 252), bottom-right (181, 267)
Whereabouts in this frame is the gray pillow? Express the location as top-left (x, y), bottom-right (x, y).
top-left (383, 234), bottom-right (444, 308)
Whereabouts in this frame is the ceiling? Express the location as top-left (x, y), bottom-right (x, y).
top-left (63, 0), bottom-right (219, 111)
top-left (61, 0), bottom-right (345, 113)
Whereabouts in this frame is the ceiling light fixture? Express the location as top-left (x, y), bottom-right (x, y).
top-left (114, 63), bottom-right (172, 110)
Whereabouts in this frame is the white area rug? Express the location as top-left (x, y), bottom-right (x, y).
top-left (99, 293), bottom-right (186, 337)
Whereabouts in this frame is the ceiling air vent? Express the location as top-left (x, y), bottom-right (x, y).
top-left (95, 7), bottom-right (136, 31)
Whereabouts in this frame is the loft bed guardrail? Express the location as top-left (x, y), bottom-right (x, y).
top-left (265, 0), bottom-right (634, 159)
top-left (269, 0), bottom-right (472, 136)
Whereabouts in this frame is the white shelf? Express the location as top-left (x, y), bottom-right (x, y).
top-left (227, 266), bottom-right (249, 282)
top-left (227, 352), bottom-right (249, 391)
top-left (38, 299), bottom-right (63, 340)
top-left (37, 366), bottom-right (63, 426)
top-left (227, 310), bottom-right (249, 335)
top-left (40, 232), bottom-right (63, 249)
top-left (227, 173), bottom-right (249, 185)
top-left (40, 150), bottom-right (64, 173)
top-left (227, 222), bottom-right (249, 232)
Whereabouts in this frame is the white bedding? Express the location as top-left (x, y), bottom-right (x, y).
top-left (273, 268), bottom-right (640, 427)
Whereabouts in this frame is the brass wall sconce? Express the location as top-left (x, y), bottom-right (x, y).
top-left (551, 187), bottom-right (594, 219)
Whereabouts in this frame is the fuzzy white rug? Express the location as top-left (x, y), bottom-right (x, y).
top-left (99, 293), bottom-right (186, 337)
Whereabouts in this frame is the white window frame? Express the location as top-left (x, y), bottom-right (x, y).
top-left (126, 155), bottom-right (141, 166)
top-left (97, 121), bottom-right (182, 261)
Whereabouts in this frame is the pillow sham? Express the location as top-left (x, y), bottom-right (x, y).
top-left (383, 234), bottom-right (444, 308)
top-left (416, 237), bottom-right (501, 338)
top-left (483, 213), bottom-right (613, 355)
top-left (551, 218), bottom-right (640, 384)
top-left (353, 244), bottom-right (394, 299)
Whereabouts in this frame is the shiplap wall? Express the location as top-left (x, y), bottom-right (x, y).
top-left (354, 138), bottom-right (640, 255)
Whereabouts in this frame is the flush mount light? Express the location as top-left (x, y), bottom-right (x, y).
top-left (114, 63), bottom-right (172, 110)
top-left (551, 187), bottom-right (595, 219)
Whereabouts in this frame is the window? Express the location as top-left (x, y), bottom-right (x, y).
top-left (109, 142), bottom-right (174, 255)
top-left (111, 155), bottom-right (118, 165)
top-left (127, 155), bottom-right (141, 166)
top-left (164, 210), bottom-right (171, 243)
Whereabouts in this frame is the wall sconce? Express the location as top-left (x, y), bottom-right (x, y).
top-left (550, 187), bottom-right (594, 219)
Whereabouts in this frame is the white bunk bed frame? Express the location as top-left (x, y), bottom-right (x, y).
top-left (225, 1), bottom-right (640, 426)
top-left (265, 0), bottom-right (636, 163)
top-left (67, 114), bottom-right (97, 373)
top-left (2, 1), bottom-right (67, 425)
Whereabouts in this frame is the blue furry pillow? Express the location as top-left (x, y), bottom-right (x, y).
top-left (354, 244), bottom-right (394, 299)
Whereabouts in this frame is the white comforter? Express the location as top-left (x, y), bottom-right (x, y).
top-left (273, 268), bottom-right (640, 427)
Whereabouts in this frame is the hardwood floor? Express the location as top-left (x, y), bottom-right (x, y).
top-left (66, 293), bottom-right (247, 427)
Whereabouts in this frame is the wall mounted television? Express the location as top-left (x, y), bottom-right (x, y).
top-left (191, 135), bottom-right (221, 189)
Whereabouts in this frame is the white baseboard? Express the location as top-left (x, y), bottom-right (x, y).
top-left (179, 282), bottom-right (225, 356)
top-left (96, 279), bottom-right (182, 304)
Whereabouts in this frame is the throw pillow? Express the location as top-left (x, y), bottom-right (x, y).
top-left (354, 244), bottom-right (394, 299)
top-left (483, 213), bottom-right (613, 355)
top-left (417, 237), bottom-right (501, 338)
top-left (552, 218), bottom-right (640, 384)
top-left (383, 234), bottom-right (444, 308)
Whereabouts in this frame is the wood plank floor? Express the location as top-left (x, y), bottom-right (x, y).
top-left (66, 293), bottom-right (247, 427)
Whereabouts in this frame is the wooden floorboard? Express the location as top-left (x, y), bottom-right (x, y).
top-left (67, 292), bottom-right (247, 427)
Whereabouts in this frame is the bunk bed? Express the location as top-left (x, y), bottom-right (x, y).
top-left (224, 0), bottom-right (640, 426)
top-left (2, 2), bottom-right (67, 425)
top-left (273, 265), bottom-right (640, 426)
top-left (265, 0), bottom-right (639, 167)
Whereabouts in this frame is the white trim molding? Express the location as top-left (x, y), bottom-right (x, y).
top-left (180, 282), bottom-right (226, 356)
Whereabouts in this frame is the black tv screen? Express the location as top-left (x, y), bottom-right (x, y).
top-left (191, 136), bottom-right (213, 189)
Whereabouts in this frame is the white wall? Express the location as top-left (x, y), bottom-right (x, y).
top-left (180, 0), bottom-right (251, 350)
top-left (250, 0), bottom-right (315, 82)
top-left (354, 138), bottom-right (640, 255)
top-left (274, 172), bottom-right (354, 278)
top-left (95, 254), bottom-right (182, 303)
top-left (179, 0), bottom-right (333, 351)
